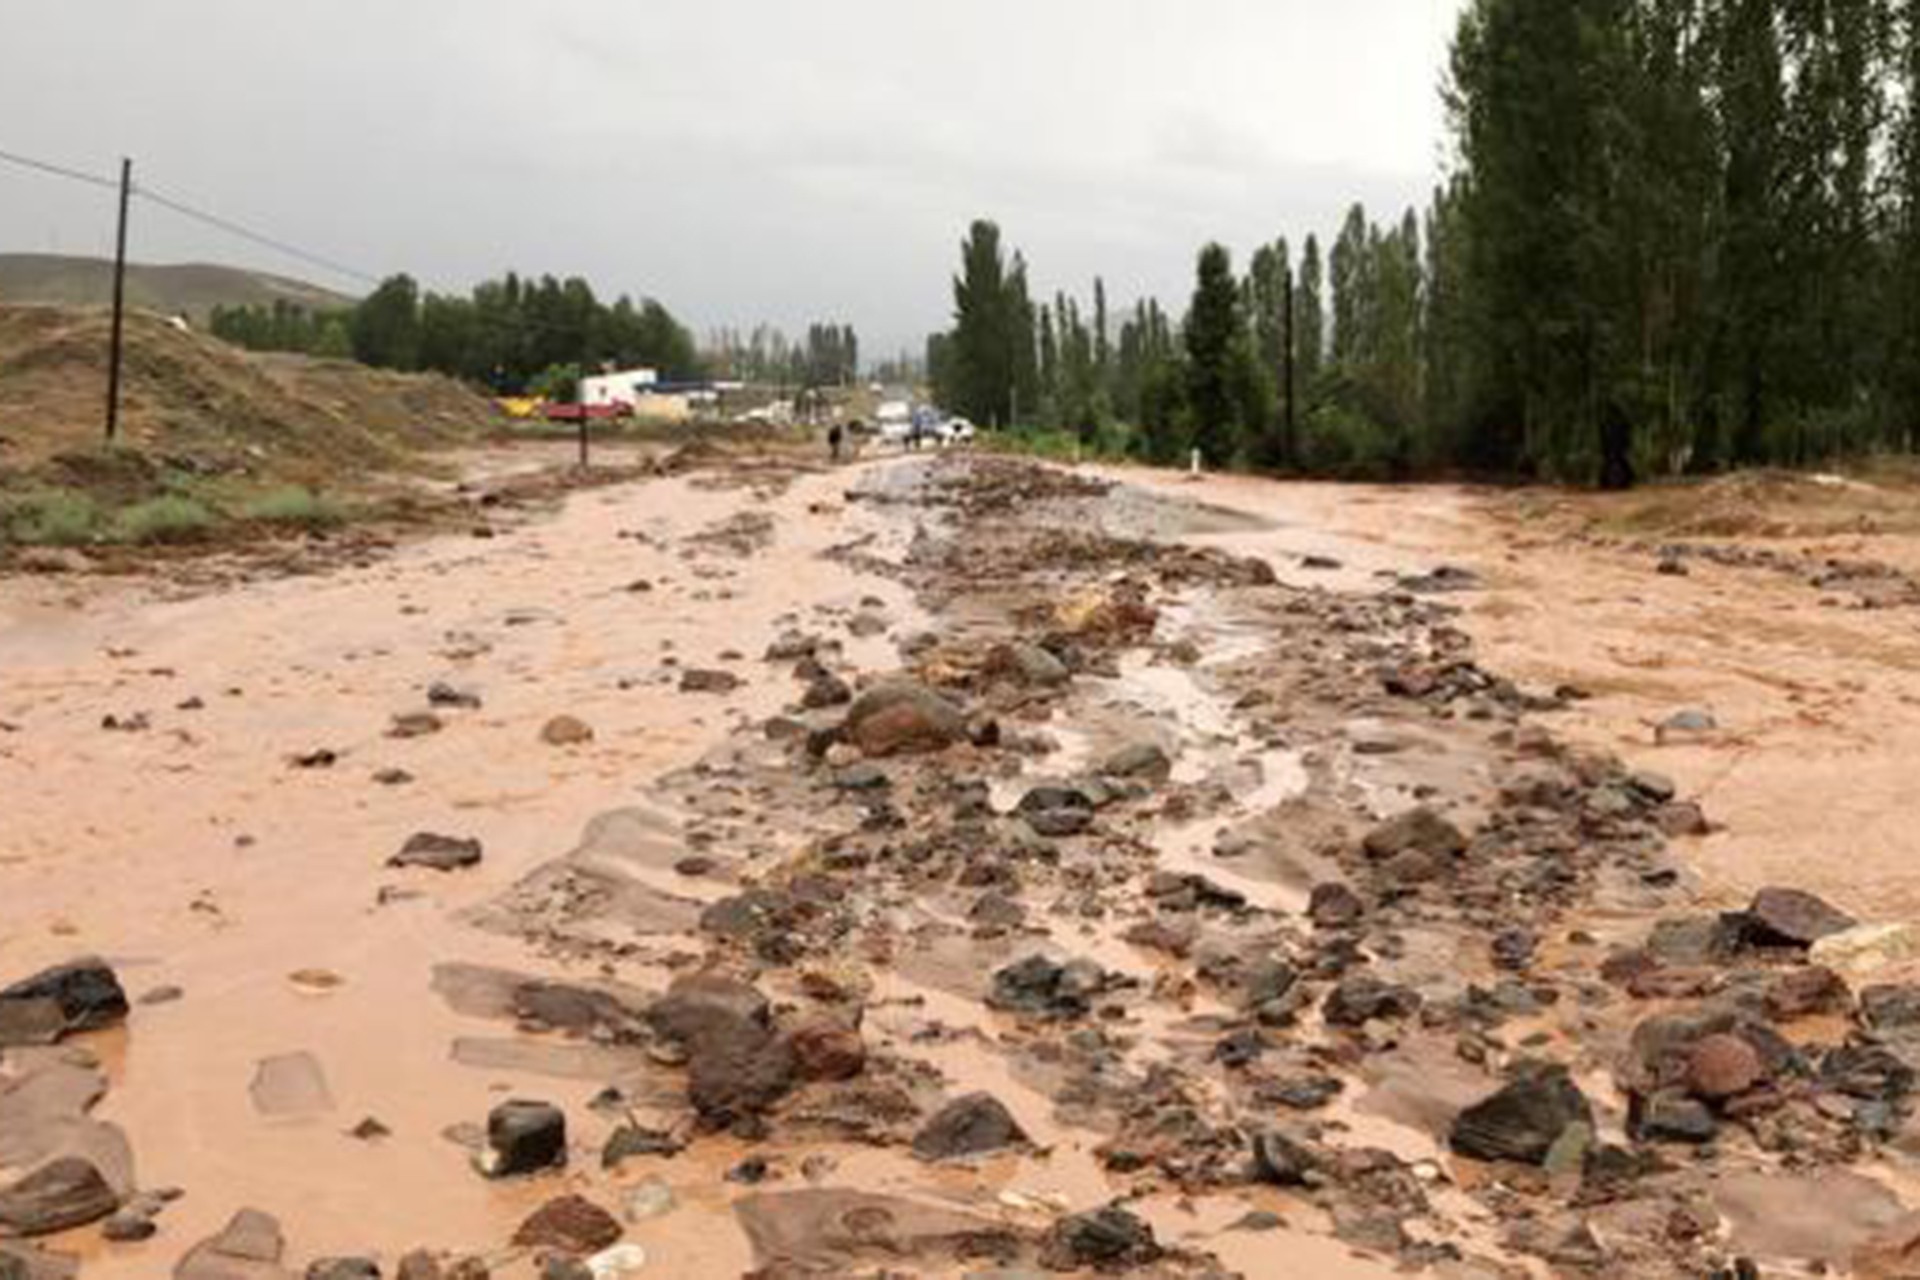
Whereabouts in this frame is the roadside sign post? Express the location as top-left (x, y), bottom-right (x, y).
top-left (577, 393), bottom-right (589, 472)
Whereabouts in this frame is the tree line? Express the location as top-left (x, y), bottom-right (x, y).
top-left (212, 271), bottom-right (700, 395)
top-left (704, 322), bottom-right (861, 388)
top-left (933, 0), bottom-right (1920, 482)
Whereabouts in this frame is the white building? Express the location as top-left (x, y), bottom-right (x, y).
top-left (581, 367), bottom-right (659, 407)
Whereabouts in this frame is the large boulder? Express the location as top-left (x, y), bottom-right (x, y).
top-left (1449, 1066), bottom-right (1593, 1165)
top-left (843, 682), bottom-right (966, 757)
top-left (0, 959), bottom-right (128, 1045)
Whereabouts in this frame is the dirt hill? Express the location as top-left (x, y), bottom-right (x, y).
top-left (0, 254), bottom-right (355, 325)
top-left (0, 303), bottom-right (491, 486)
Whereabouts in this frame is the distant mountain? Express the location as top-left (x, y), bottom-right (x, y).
top-left (0, 254), bottom-right (357, 325)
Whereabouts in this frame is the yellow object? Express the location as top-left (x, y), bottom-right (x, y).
top-left (497, 396), bottom-right (544, 420)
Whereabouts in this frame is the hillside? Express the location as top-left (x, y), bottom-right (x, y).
top-left (0, 253), bottom-right (356, 325)
top-left (0, 303), bottom-right (491, 495)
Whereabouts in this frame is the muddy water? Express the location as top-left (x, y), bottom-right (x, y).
top-left (0, 461), bottom-right (915, 1274)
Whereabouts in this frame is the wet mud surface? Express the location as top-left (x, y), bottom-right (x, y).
top-left (8, 452), bottom-right (1920, 1278)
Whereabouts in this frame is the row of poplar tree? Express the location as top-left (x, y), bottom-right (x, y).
top-left (212, 271), bottom-right (701, 394)
top-left (932, 0), bottom-right (1920, 482)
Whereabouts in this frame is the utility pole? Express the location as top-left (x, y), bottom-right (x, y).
top-left (105, 157), bottom-right (132, 444)
top-left (576, 386), bottom-right (590, 472)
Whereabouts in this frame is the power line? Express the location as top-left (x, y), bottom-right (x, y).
top-left (133, 182), bottom-right (382, 286)
top-left (0, 145), bottom-right (120, 191)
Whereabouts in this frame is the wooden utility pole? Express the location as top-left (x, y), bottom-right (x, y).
top-left (105, 157), bottom-right (132, 443)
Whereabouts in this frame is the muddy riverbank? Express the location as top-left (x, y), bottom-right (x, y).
top-left (7, 450), bottom-right (1920, 1278)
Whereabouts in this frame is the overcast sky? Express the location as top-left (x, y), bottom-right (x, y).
top-left (0, 1), bottom-right (1466, 359)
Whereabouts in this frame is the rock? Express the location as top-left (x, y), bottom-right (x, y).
top-left (1491, 928), bottom-right (1538, 971)
top-left (911, 1092), bottom-right (1029, 1161)
top-left (601, 1125), bottom-right (683, 1169)
top-left (103, 1206), bottom-right (159, 1241)
top-left (1740, 887), bottom-right (1857, 949)
top-left (387, 712), bottom-right (443, 738)
top-left (478, 1100), bottom-right (566, 1178)
top-left (0, 1156), bottom-right (118, 1235)
top-left (1099, 742), bottom-right (1172, 783)
top-left (1821, 1042), bottom-right (1915, 1101)
top-left (307, 1262), bottom-right (382, 1280)
top-left (512, 1196), bottom-right (622, 1256)
top-left (842, 681), bottom-right (966, 757)
top-left (1634, 1091), bottom-right (1718, 1144)
top-left (987, 955), bottom-right (1110, 1019)
top-left (985, 642), bottom-right (1070, 688)
top-left (540, 716), bottom-right (594, 747)
top-left (0, 959), bottom-right (127, 1045)
top-left (1685, 1033), bottom-right (1763, 1101)
top-left (584, 1245), bottom-right (648, 1279)
top-left (427, 681), bottom-right (481, 709)
top-left (679, 668), bottom-right (741, 694)
top-left (1654, 801), bottom-right (1712, 837)
top-left (1322, 974), bottom-right (1421, 1026)
top-left (1307, 883), bottom-right (1364, 928)
top-left (647, 973), bottom-right (770, 1046)
top-left (1764, 966), bottom-right (1849, 1020)
top-left (1813, 923), bottom-right (1920, 979)
top-left (1040, 1206), bottom-right (1161, 1272)
top-left (175, 1208), bottom-right (287, 1279)
top-left (1251, 1130), bottom-right (1322, 1187)
top-left (800, 674), bottom-right (852, 709)
top-left (1450, 1066), bottom-right (1594, 1165)
top-left (1861, 984), bottom-right (1920, 1030)
top-left (784, 1017), bottom-right (866, 1083)
top-left (688, 1023), bottom-right (795, 1126)
top-left (389, 832), bottom-right (482, 872)
top-left (1655, 708), bottom-right (1717, 743)
top-left (1361, 806), bottom-right (1466, 862)
top-left (1015, 785), bottom-right (1096, 838)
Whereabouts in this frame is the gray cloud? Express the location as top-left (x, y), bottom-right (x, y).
top-left (0, 0), bottom-right (1466, 358)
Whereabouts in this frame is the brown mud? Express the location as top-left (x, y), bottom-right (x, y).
top-left (6, 451), bottom-right (1920, 1278)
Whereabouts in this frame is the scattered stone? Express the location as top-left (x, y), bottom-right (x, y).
top-left (987, 955), bottom-right (1112, 1019)
top-left (307, 1261), bottom-right (382, 1280)
top-left (139, 985), bottom-right (184, 1007)
top-left (349, 1117), bottom-right (391, 1142)
top-left (0, 959), bottom-right (128, 1046)
top-left (985, 641), bottom-right (1070, 688)
top-left (1740, 887), bottom-right (1857, 950)
top-left (1450, 1066), bottom-right (1593, 1165)
top-left (602, 1126), bottom-right (683, 1169)
top-left (800, 674), bottom-right (852, 709)
top-left (1015, 785), bottom-right (1096, 838)
top-left (540, 716), bottom-right (594, 747)
top-left (1685, 1034), bottom-right (1764, 1101)
top-left (1251, 1130), bottom-right (1322, 1187)
top-left (911, 1093), bottom-right (1029, 1161)
top-left (1655, 708), bottom-right (1717, 743)
top-left (512, 1195), bottom-right (622, 1256)
top-left (784, 1017), bottom-right (866, 1083)
top-left (1322, 974), bottom-right (1421, 1026)
top-left (1812, 923), bottom-right (1920, 979)
top-left (477, 1100), bottom-right (566, 1178)
top-left (679, 668), bottom-right (741, 694)
top-left (1361, 806), bottom-right (1466, 862)
top-left (426, 682), bottom-right (481, 709)
top-left (388, 711), bottom-right (443, 739)
top-left (175, 1208), bottom-right (286, 1280)
top-left (1634, 1091), bottom-right (1718, 1144)
top-left (1099, 741), bottom-right (1172, 783)
top-left (1764, 966), bottom-right (1849, 1020)
top-left (289, 748), bottom-right (338, 769)
top-left (372, 767), bottom-right (413, 786)
top-left (842, 681), bottom-right (966, 757)
top-left (389, 833), bottom-right (483, 872)
top-left (1040, 1205), bottom-right (1162, 1272)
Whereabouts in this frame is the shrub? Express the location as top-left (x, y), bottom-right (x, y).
top-left (113, 495), bottom-right (217, 544)
top-left (242, 485), bottom-right (346, 528)
top-left (2, 490), bottom-right (104, 546)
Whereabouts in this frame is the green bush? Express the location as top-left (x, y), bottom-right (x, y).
top-left (2, 490), bottom-right (105, 546)
top-left (113, 495), bottom-right (217, 544)
top-left (242, 485), bottom-right (346, 528)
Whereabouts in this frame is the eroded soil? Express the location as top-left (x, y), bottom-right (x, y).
top-left (7, 452), bottom-right (1920, 1279)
